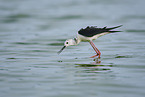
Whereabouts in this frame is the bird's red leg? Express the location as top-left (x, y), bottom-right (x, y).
top-left (89, 42), bottom-right (99, 58)
top-left (89, 41), bottom-right (101, 58)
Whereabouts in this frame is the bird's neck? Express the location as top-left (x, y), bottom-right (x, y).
top-left (74, 38), bottom-right (81, 45)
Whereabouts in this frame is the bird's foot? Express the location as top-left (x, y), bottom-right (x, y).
top-left (90, 54), bottom-right (101, 58)
top-left (90, 55), bottom-right (99, 58)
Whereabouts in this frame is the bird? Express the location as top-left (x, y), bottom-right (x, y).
top-left (58, 25), bottom-right (122, 58)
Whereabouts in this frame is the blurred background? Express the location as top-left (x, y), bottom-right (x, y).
top-left (0, 0), bottom-right (145, 97)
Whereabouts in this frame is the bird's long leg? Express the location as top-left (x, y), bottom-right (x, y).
top-left (89, 42), bottom-right (99, 58)
top-left (89, 41), bottom-right (101, 58)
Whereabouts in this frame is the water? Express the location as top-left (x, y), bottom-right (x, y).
top-left (0, 0), bottom-right (145, 97)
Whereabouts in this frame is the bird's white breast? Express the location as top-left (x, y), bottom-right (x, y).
top-left (77, 32), bottom-right (108, 42)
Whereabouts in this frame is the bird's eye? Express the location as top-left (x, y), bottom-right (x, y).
top-left (66, 42), bottom-right (68, 44)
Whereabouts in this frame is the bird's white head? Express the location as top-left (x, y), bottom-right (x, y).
top-left (64, 38), bottom-right (77, 47)
top-left (58, 38), bottom-right (78, 54)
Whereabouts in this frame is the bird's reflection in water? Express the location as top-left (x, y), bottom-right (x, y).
top-left (92, 58), bottom-right (101, 64)
top-left (75, 58), bottom-right (112, 73)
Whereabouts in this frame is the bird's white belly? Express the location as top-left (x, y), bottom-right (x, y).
top-left (77, 34), bottom-right (95, 41)
top-left (77, 32), bottom-right (108, 42)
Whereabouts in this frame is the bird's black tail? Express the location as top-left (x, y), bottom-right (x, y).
top-left (107, 25), bottom-right (123, 33)
top-left (107, 25), bottom-right (123, 30)
top-left (109, 31), bottom-right (122, 33)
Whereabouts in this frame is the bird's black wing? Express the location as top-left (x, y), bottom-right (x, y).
top-left (78, 25), bottom-right (122, 37)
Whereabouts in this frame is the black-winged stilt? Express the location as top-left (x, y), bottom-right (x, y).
top-left (58, 25), bottom-right (122, 58)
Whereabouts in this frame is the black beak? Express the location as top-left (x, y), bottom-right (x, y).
top-left (57, 46), bottom-right (66, 54)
